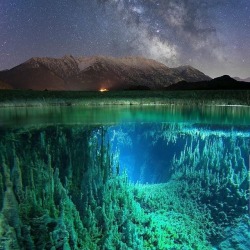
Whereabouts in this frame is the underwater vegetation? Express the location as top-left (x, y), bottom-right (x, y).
top-left (0, 124), bottom-right (249, 249)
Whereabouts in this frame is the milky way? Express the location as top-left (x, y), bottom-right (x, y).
top-left (0, 0), bottom-right (249, 77)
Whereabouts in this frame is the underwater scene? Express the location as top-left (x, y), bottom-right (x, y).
top-left (0, 106), bottom-right (249, 250)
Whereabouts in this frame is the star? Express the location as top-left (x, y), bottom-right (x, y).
top-left (0, 0), bottom-right (249, 78)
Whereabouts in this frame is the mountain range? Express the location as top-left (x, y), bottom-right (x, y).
top-left (0, 55), bottom-right (249, 91)
top-left (0, 55), bottom-right (211, 91)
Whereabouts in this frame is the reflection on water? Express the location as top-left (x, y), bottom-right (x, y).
top-left (0, 105), bottom-right (250, 126)
top-left (0, 106), bottom-right (249, 249)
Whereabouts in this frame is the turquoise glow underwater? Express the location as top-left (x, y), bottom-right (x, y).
top-left (0, 106), bottom-right (249, 249)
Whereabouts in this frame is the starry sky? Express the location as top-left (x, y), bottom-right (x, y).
top-left (0, 0), bottom-right (249, 78)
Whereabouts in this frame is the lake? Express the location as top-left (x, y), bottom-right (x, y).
top-left (0, 105), bottom-right (249, 249)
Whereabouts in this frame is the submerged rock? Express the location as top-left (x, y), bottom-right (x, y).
top-left (217, 215), bottom-right (250, 250)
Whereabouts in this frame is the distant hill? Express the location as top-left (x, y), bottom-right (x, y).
top-left (0, 55), bottom-right (211, 91)
top-left (166, 75), bottom-right (250, 90)
top-left (233, 77), bottom-right (250, 82)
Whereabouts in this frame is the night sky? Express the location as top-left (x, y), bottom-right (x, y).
top-left (0, 0), bottom-right (249, 78)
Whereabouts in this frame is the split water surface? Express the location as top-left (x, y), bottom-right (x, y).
top-left (0, 105), bottom-right (249, 249)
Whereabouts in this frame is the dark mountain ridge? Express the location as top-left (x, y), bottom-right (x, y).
top-left (0, 55), bottom-right (211, 90)
top-left (166, 75), bottom-right (250, 90)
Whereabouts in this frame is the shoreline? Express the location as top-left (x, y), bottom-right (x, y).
top-left (0, 89), bottom-right (249, 108)
top-left (0, 102), bottom-right (250, 108)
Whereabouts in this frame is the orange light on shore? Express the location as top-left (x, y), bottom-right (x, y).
top-left (99, 88), bottom-right (108, 92)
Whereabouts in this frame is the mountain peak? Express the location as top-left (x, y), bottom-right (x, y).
top-left (211, 75), bottom-right (237, 83)
top-left (62, 54), bottom-right (74, 59)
